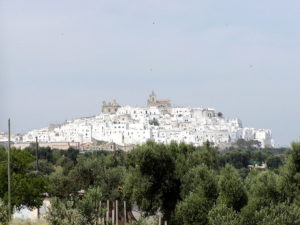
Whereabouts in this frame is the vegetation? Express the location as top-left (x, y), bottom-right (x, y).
top-left (0, 140), bottom-right (299, 225)
top-left (0, 148), bottom-right (48, 209)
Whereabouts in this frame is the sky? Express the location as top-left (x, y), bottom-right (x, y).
top-left (0, 0), bottom-right (299, 146)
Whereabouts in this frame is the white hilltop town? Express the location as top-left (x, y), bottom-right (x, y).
top-left (0, 92), bottom-right (274, 151)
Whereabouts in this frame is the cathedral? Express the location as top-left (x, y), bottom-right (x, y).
top-left (147, 91), bottom-right (171, 109)
top-left (102, 100), bottom-right (120, 114)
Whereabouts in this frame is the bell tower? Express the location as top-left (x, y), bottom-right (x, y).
top-left (147, 91), bottom-right (157, 107)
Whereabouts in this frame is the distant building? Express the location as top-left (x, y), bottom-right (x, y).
top-left (13, 141), bottom-right (80, 150)
top-left (147, 91), bottom-right (171, 109)
top-left (248, 162), bottom-right (267, 170)
top-left (102, 100), bottom-right (121, 114)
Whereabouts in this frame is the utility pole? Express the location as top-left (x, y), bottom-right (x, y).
top-left (116, 200), bottom-right (118, 225)
top-left (106, 200), bottom-right (109, 224)
top-left (124, 201), bottom-right (126, 225)
top-left (7, 119), bottom-right (11, 220)
top-left (99, 200), bottom-right (102, 225)
top-left (35, 137), bottom-right (39, 172)
top-left (35, 136), bottom-right (40, 219)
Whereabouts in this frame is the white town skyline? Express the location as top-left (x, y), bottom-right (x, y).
top-left (0, 92), bottom-right (274, 150)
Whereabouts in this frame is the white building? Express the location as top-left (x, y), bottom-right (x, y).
top-left (10, 92), bottom-right (275, 150)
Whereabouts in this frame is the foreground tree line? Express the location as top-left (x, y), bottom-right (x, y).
top-left (0, 140), bottom-right (299, 225)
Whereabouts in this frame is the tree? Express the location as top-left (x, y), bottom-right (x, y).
top-left (47, 187), bottom-right (105, 225)
top-left (219, 150), bottom-right (250, 169)
top-left (25, 146), bottom-right (55, 163)
top-left (78, 187), bottom-right (105, 225)
top-left (186, 142), bottom-right (220, 170)
top-left (65, 147), bottom-right (80, 163)
top-left (95, 166), bottom-right (125, 201)
top-left (175, 189), bottom-right (210, 225)
top-left (67, 157), bottom-right (100, 190)
top-left (208, 203), bottom-right (241, 225)
top-left (2, 141), bottom-right (298, 225)
top-left (167, 142), bottom-right (195, 178)
top-left (57, 155), bottom-right (76, 175)
top-left (0, 148), bottom-right (48, 210)
top-left (48, 167), bottom-right (74, 198)
top-left (11, 173), bottom-right (48, 209)
top-left (28, 159), bottom-right (54, 175)
top-left (266, 155), bottom-right (284, 169)
top-left (125, 141), bottom-right (181, 222)
top-left (180, 164), bottom-right (218, 202)
top-left (247, 170), bottom-right (282, 205)
top-left (68, 154), bottom-right (125, 201)
top-left (278, 142), bottom-right (300, 202)
top-left (0, 198), bottom-right (8, 225)
top-left (217, 164), bottom-right (247, 211)
top-left (255, 202), bottom-right (300, 225)
top-left (241, 170), bottom-right (282, 225)
top-left (46, 197), bottom-right (87, 225)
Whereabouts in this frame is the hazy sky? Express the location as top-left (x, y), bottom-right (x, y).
top-left (1, 0), bottom-right (299, 146)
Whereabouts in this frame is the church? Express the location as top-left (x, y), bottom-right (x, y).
top-left (147, 91), bottom-right (171, 109)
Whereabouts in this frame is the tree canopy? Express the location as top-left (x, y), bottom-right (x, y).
top-left (1, 141), bottom-right (300, 225)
